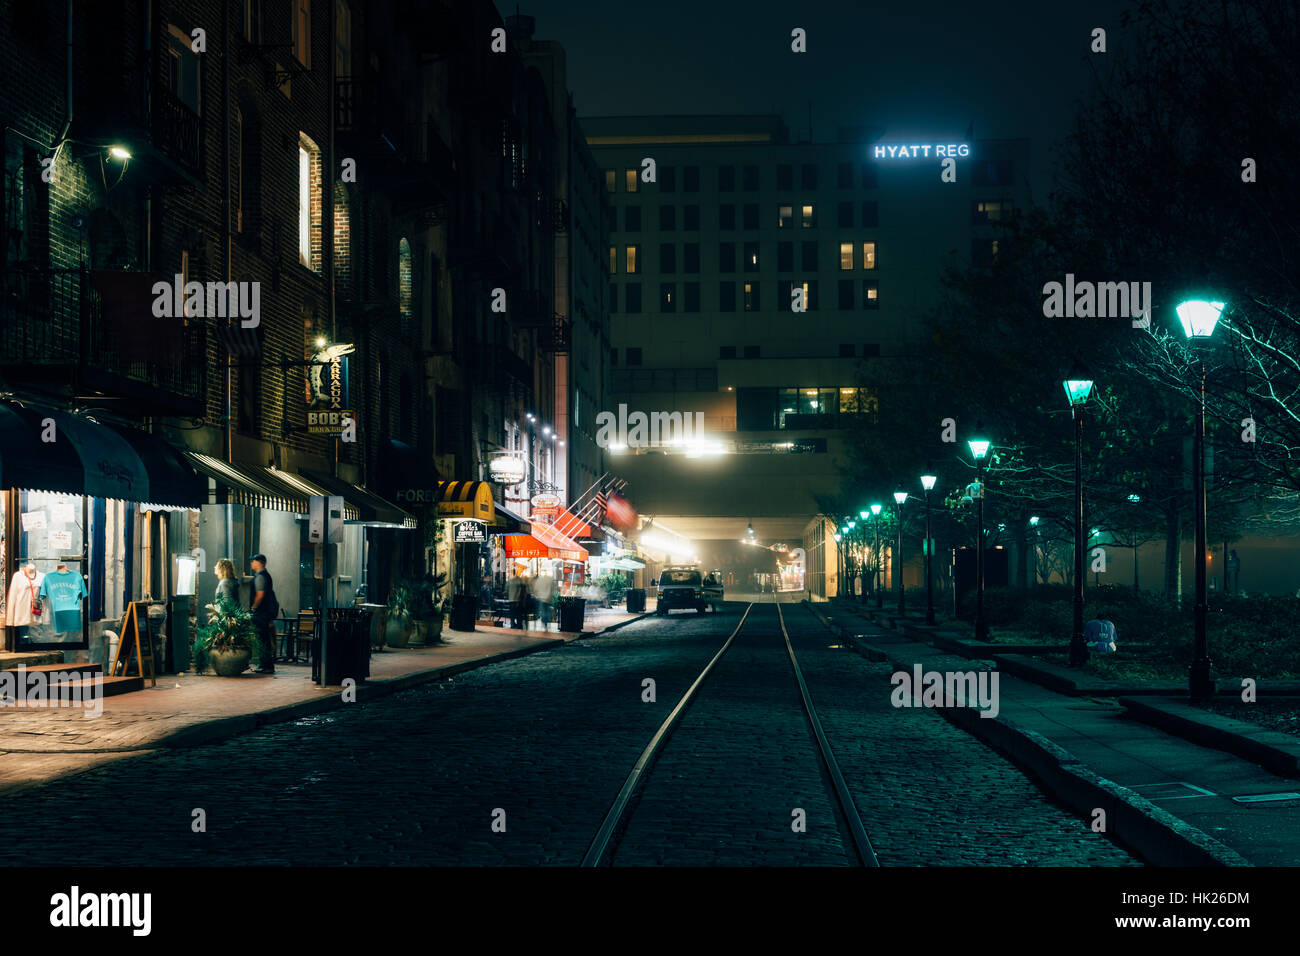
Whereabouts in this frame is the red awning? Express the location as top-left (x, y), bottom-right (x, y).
top-left (550, 508), bottom-right (594, 539)
top-left (501, 534), bottom-right (548, 559)
top-left (530, 521), bottom-right (589, 562)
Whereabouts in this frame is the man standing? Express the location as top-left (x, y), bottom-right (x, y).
top-left (249, 554), bottom-right (279, 674)
top-left (506, 570), bottom-right (527, 629)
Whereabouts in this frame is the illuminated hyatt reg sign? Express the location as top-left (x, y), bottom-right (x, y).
top-left (873, 143), bottom-right (970, 159)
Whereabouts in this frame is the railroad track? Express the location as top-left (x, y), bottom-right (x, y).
top-left (581, 601), bottom-right (879, 867)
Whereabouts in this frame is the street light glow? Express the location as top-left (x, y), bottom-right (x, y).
top-left (1029, 515), bottom-right (1040, 526)
top-left (920, 473), bottom-right (937, 491)
top-left (1063, 378), bottom-right (1094, 406)
top-left (108, 145), bottom-right (132, 160)
top-left (870, 503), bottom-right (882, 516)
top-left (893, 488), bottom-right (907, 505)
top-left (1176, 299), bottom-right (1225, 339)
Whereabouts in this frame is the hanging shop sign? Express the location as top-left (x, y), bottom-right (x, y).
top-left (488, 454), bottom-right (527, 485)
top-left (306, 343), bottom-right (354, 434)
top-left (454, 521), bottom-right (487, 543)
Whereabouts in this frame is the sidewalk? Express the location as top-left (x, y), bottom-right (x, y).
top-left (0, 611), bottom-right (646, 797)
top-left (820, 598), bottom-right (1298, 866)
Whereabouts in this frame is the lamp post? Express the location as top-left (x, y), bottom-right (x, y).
top-left (921, 469), bottom-right (937, 625)
top-left (1063, 368), bottom-right (1095, 667)
top-left (1126, 495), bottom-right (1142, 590)
top-left (893, 486), bottom-right (907, 614)
top-left (968, 427), bottom-right (990, 641)
top-left (870, 503), bottom-right (883, 609)
top-left (1028, 515), bottom-right (1040, 589)
top-left (858, 510), bottom-right (870, 603)
top-left (845, 519), bottom-right (857, 599)
top-left (1178, 298), bottom-right (1225, 701)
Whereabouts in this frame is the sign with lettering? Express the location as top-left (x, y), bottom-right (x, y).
top-left (305, 344), bottom-right (353, 434)
top-left (872, 143), bottom-right (970, 160)
top-left (454, 521), bottom-right (486, 543)
top-left (489, 454), bottom-right (527, 485)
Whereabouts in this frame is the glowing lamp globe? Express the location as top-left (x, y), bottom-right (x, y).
top-left (1176, 300), bottom-right (1225, 339)
top-left (1063, 378), bottom-right (1094, 406)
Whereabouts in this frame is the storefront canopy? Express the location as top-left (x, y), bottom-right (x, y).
top-left (607, 557), bottom-right (646, 571)
top-left (501, 534), bottom-right (549, 559)
top-left (436, 480), bottom-right (495, 522)
top-left (185, 452), bottom-right (309, 514)
top-left (493, 503), bottom-right (530, 532)
top-left (0, 404), bottom-right (201, 506)
top-left (531, 521), bottom-right (589, 563)
top-left (300, 469), bottom-right (417, 529)
top-left (551, 508), bottom-right (596, 539)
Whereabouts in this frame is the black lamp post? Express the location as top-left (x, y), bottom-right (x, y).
top-left (921, 469), bottom-right (937, 625)
top-left (870, 503), bottom-right (883, 609)
top-left (893, 486), bottom-right (907, 614)
top-left (1127, 494), bottom-right (1142, 590)
top-left (1178, 298), bottom-right (1225, 701)
top-left (967, 427), bottom-right (990, 641)
top-left (858, 510), bottom-right (870, 603)
top-left (1028, 515), bottom-right (1040, 589)
top-left (1063, 369), bottom-right (1095, 666)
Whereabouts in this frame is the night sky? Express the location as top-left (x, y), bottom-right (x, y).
top-left (525, 0), bottom-right (1136, 199)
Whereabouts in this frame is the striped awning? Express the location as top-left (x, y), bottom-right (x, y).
top-left (437, 480), bottom-right (495, 521)
top-left (259, 467), bottom-right (361, 521)
top-left (183, 453), bottom-right (343, 516)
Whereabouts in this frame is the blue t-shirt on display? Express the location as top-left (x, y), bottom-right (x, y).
top-left (39, 570), bottom-right (87, 634)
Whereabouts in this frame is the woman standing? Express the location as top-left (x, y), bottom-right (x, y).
top-left (214, 558), bottom-right (240, 605)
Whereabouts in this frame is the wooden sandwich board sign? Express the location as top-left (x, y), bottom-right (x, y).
top-left (109, 601), bottom-right (156, 687)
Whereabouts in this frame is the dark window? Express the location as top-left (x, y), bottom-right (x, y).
top-left (625, 205), bottom-right (640, 231)
top-left (605, 205), bottom-right (616, 233)
top-left (743, 242), bottom-right (759, 272)
top-left (837, 162), bottom-right (853, 188)
top-left (683, 165), bottom-right (700, 192)
top-left (661, 166), bottom-right (676, 192)
top-left (742, 164), bottom-right (758, 190)
top-left (626, 347), bottom-right (643, 365)
top-left (719, 283), bottom-right (736, 312)
top-left (777, 164), bottom-right (792, 190)
top-left (862, 280), bottom-right (878, 309)
top-left (744, 345), bottom-right (760, 359)
top-left (838, 342), bottom-right (855, 357)
top-left (742, 203), bottom-right (759, 230)
top-left (861, 201), bottom-right (878, 227)
top-left (838, 202), bottom-right (853, 227)
top-left (610, 347), bottom-right (618, 365)
top-left (777, 242), bottom-right (793, 272)
top-left (972, 159), bottom-right (1014, 186)
top-left (743, 282), bottom-right (760, 311)
top-left (660, 243), bottom-right (676, 273)
top-left (683, 243), bottom-right (700, 273)
top-left (719, 344), bottom-right (737, 358)
top-left (659, 204), bottom-right (675, 230)
top-left (718, 165), bottom-right (735, 191)
top-left (737, 387), bottom-right (777, 429)
top-left (684, 204), bottom-right (700, 230)
top-left (609, 285), bottom-right (618, 313)
top-left (801, 241), bottom-right (817, 271)
top-left (861, 163), bottom-right (877, 187)
top-left (684, 282), bottom-right (700, 312)
top-left (838, 279), bottom-right (854, 310)
top-left (801, 163), bottom-right (817, 189)
top-left (626, 283), bottom-right (642, 313)
top-left (863, 343), bottom-right (880, 357)
top-left (660, 282), bottom-right (676, 312)
top-left (719, 204), bottom-right (736, 230)
top-left (719, 243), bottom-right (736, 272)
top-left (971, 238), bottom-right (998, 267)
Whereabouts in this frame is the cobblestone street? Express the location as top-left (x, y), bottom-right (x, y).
top-left (0, 604), bottom-right (1138, 866)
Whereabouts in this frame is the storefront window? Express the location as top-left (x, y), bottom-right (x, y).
top-left (13, 492), bottom-right (87, 645)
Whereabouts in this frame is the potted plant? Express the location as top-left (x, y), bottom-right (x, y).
top-left (194, 597), bottom-right (260, 676)
top-left (385, 582), bottom-right (416, 648)
top-left (407, 573), bottom-right (448, 647)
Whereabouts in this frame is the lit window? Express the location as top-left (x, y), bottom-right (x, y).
top-left (801, 204), bottom-right (816, 228)
top-left (609, 245), bottom-right (617, 274)
top-left (298, 144), bottom-right (311, 266)
top-left (604, 169), bottom-right (616, 193)
top-left (863, 242), bottom-right (876, 270)
top-left (863, 280), bottom-right (879, 309)
top-left (625, 169), bottom-right (639, 192)
top-left (625, 245), bottom-right (639, 273)
top-left (292, 0), bottom-right (311, 67)
top-left (744, 282), bottom-right (758, 312)
top-left (778, 204), bottom-right (793, 228)
top-left (839, 242), bottom-right (853, 270)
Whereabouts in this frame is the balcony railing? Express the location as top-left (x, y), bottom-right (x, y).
top-left (0, 267), bottom-right (206, 411)
top-left (151, 85), bottom-right (202, 175)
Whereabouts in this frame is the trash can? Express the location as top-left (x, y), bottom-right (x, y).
top-left (317, 611), bottom-right (369, 685)
top-left (558, 596), bottom-right (587, 632)
top-left (450, 594), bottom-right (477, 632)
top-left (626, 588), bottom-right (646, 613)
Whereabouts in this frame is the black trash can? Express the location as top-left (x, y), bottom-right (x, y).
top-left (626, 588), bottom-right (646, 613)
top-left (316, 611), bottom-right (369, 685)
top-left (558, 596), bottom-right (587, 632)
top-left (450, 594), bottom-right (477, 632)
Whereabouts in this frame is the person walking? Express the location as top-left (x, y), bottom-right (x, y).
top-left (507, 570), bottom-right (528, 630)
top-left (249, 554), bottom-right (279, 674)
top-left (214, 558), bottom-right (239, 606)
top-left (532, 571), bottom-right (556, 629)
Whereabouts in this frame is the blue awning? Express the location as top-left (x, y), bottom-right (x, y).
top-left (0, 404), bottom-right (155, 502)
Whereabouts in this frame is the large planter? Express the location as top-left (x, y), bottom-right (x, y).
top-left (385, 612), bottom-right (413, 648)
top-left (408, 619), bottom-right (430, 648)
top-left (429, 615), bottom-right (445, 643)
top-left (209, 648), bottom-right (252, 677)
top-left (365, 605), bottom-right (388, 650)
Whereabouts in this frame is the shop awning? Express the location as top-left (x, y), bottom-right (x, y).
top-left (531, 521), bottom-right (589, 563)
top-left (493, 503), bottom-right (530, 532)
top-left (551, 508), bottom-right (597, 539)
top-left (106, 424), bottom-right (206, 508)
top-left (501, 534), bottom-right (548, 559)
top-left (258, 468), bottom-right (360, 521)
top-left (184, 452), bottom-right (308, 514)
top-left (436, 480), bottom-right (495, 521)
top-left (300, 469), bottom-right (417, 528)
top-left (0, 404), bottom-right (85, 496)
top-left (607, 557), bottom-right (646, 571)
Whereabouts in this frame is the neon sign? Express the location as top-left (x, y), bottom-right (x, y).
top-left (873, 144), bottom-right (970, 159)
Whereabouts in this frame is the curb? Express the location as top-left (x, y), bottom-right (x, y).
top-left (1120, 696), bottom-right (1300, 779)
top-left (803, 601), bottom-right (1249, 866)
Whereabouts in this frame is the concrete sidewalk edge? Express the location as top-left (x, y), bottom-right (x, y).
top-left (803, 600), bottom-right (1250, 867)
top-left (1120, 696), bottom-right (1300, 780)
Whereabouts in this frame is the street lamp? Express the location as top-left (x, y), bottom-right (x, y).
top-left (968, 425), bottom-right (990, 641)
top-left (1063, 364), bottom-right (1094, 666)
top-left (921, 469), bottom-right (937, 625)
top-left (1127, 494), bottom-right (1142, 590)
top-left (1178, 297), bottom-right (1225, 700)
top-left (893, 485), bottom-right (908, 615)
top-left (1028, 515), bottom-right (1040, 590)
top-left (870, 503), bottom-right (883, 609)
